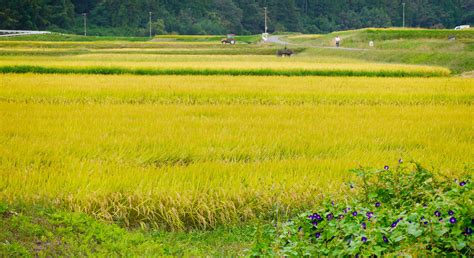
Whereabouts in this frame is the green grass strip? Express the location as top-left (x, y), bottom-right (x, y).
top-left (0, 65), bottom-right (448, 77)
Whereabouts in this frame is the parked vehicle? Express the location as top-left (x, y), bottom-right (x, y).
top-left (454, 25), bottom-right (470, 30)
top-left (276, 46), bottom-right (294, 57)
top-left (221, 34), bottom-right (236, 44)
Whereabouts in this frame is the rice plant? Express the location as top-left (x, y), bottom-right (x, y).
top-left (0, 74), bottom-right (472, 230)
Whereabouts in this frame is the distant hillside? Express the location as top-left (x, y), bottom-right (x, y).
top-left (1, 0), bottom-right (472, 36)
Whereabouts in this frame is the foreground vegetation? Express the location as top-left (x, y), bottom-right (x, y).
top-left (251, 162), bottom-right (473, 256)
top-left (0, 203), bottom-right (252, 256)
top-left (1, 162), bottom-right (471, 256)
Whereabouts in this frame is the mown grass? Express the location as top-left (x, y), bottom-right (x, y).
top-left (286, 28), bottom-right (474, 73)
top-left (302, 48), bottom-right (472, 74)
top-left (291, 28), bottom-right (474, 45)
top-left (0, 33), bottom-right (149, 42)
top-left (154, 35), bottom-right (261, 44)
top-left (1, 74), bottom-right (472, 230)
top-left (349, 28), bottom-right (474, 41)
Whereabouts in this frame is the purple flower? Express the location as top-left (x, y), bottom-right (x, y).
top-left (327, 213), bottom-right (334, 221)
top-left (361, 236), bottom-right (367, 243)
top-left (420, 216), bottom-right (425, 220)
top-left (465, 228), bottom-right (472, 235)
top-left (424, 221), bottom-right (428, 225)
top-left (375, 202), bottom-right (381, 208)
top-left (352, 211), bottom-right (358, 216)
top-left (383, 236), bottom-right (388, 243)
top-left (338, 214), bottom-right (344, 220)
top-left (366, 212), bottom-right (374, 219)
top-left (448, 210), bottom-right (454, 216)
top-left (312, 221), bottom-right (318, 226)
top-left (331, 201), bottom-right (335, 206)
top-left (298, 226), bottom-right (302, 232)
top-left (439, 218), bottom-right (443, 222)
top-left (434, 210), bottom-right (441, 217)
top-left (343, 207), bottom-right (350, 213)
top-left (309, 213), bottom-right (322, 221)
top-left (361, 222), bottom-right (366, 229)
top-left (391, 221), bottom-right (398, 228)
top-left (315, 232), bottom-right (321, 239)
top-left (398, 158), bottom-right (403, 163)
top-left (449, 217), bottom-right (457, 224)
top-left (460, 181), bottom-right (466, 186)
top-left (384, 165), bottom-right (389, 170)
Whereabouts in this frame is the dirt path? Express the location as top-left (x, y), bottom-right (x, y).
top-left (266, 35), bottom-right (366, 51)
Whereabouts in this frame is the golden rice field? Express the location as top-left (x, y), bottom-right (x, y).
top-left (0, 54), bottom-right (450, 74)
top-left (1, 73), bottom-right (472, 230)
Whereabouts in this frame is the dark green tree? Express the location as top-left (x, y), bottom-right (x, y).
top-left (0, 0), bottom-right (472, 35)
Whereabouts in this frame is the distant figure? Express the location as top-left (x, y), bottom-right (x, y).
top-left (335, 36), bottom-right (341, 47)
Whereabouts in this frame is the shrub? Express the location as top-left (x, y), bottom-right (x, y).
top-left (250, 161), bottom-right (473, 256)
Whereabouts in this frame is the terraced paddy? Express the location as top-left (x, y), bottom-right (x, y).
top-left (0, 54), bottom-right (450, 77)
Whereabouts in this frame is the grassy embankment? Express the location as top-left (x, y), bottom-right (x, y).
top-left (0, 33), bottom-right (149, 42)
top-left (0, 33), bottom-right (262, 44)
top-left (286, 28), bottom-right (474, 74)
top-left (154, 35), bottom-right (262, 44)
top-left (0, 203), bottom-right (252, 256)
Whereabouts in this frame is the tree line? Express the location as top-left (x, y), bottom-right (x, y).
top-left (0, 0), bottom-right (472, 36)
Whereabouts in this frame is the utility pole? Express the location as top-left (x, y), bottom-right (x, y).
top-left (149, 12), bottom-right (152, 38)
top-left (264, 7), bottom-right (268, 34)
top-left (402, 3), bottom-right (406, 28)
top-left (82, 13), bottom-right (87, 36)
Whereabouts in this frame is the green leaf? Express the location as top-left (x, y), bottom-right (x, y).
top-left (455, 240), bottom-right (466, 250)
top-left (368, 192), bottom-right (378, 199)
top-left (434, 227), bottom-right (449, 237)
top-left (407, 223), bottom-right (423, 237)
top-left (393, 235), bottom-right (404, 242)
top-left (0, 203), bottom-right (8, 214)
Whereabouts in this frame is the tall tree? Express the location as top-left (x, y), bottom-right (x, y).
top-left (0, 0), bottom-right (472, 35)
